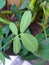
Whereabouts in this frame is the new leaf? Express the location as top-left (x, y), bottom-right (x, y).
top-left (20, 10), bottom-right (32, 33)
top-left (21, 33), bottom-right (38, 53)
top-left (13, 35), bottom-right (21, 54)
top-left (9, 22), bottom-right (18, 35)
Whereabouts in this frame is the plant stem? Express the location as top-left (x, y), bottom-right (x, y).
top-left (0, 33), bottom-right (21, 51)
top-left (38, 22), bottom-right (47, 39)
top-left (43, 26), bottom-right (47, 39)
top-left (0, 38), bottom-right (14, 51)
top-left (1, 10), bottom-right (12, 15)
top-left (31, 11), bottom-right (37, 22)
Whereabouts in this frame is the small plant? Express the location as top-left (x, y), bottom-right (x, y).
top-left (0, 0), bottom-right (49, 65)
top-left (9, 10), bottom-right (38, 54)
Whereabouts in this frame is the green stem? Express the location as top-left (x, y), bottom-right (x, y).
top-left (31, 11), bottom-right (37, 22)
top-left (0, 38), bottom-right (14, 51)
top-left (43, 26), bottom-right (47, 39)
top-left (38, 22), bottom-right (47, 39)
top-left (1, 11), bottom-right (12, 15)
top-left (0, 33), bottom-right (21, 51)
top-left (42, 6), bottom-right (45, 15)
top-left (44, 16), bottom-right (48, 25)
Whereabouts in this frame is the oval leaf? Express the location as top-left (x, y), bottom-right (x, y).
top-left (0, 52), bottom-right (5, 65)
top-left (9, 22), bottom-right (18, 35)
top-left (13, 35), bottom-right (21, 54)
top-left (21, 33), bottom-right (38, 53)
top-left (34, 38), bottom-right (49, 60)
top-left (0, 0), bottom-right (6, 9)
top-left (20, 10), bottom-right (32, 33)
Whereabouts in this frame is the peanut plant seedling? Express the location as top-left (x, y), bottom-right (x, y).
top-left (0, 0), bottom-right (49, 65)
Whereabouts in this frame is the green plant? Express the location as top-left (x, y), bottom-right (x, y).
top-left (9, 10), bottom-right (38, 54)
top-left (0, 0), bottom-right (49, 65)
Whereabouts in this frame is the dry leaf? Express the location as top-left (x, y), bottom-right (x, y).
top-left (7, 0), bottom-right (21, 7)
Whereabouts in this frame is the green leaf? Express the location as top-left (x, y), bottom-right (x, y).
top-left (47, 0), bottom-right (49, 2)
top-left (0, 17), bottom-right (9, 24)
top-left (9, 22), bottom-right (18, 35)
top-left (0, 52), bottom-right (5, 65)
top-left (2, 25), bottom-right (10, 37)
top-left (34, 38), bottom-right (49, 60)
top-left (22, 45), bottom-right (29, 56)
top-left (3, 34), bottom-right (14, 51)
top-left (29, 0), bottom-right (36, 6)
top-left (0, 0), bottom-right (6, 9)
top-left (20, 10), bottom-right (32, 33)
top-left (20, 0), bottom-right (30, 10)
top-left (13, 35), bottom-right (21, 54)
top-left (23, 48), bottom-right (28, 56)
top-left (34, 60), bottom-right (46, 65)
top-left (11, 4), bottom-right (22, 19)
top-left (19, 52), bottom-right (38, 61)
top-left (0, 26), bottom-right (2, 37)
top-left (29, 0), bottom-right (36, 10)
top-left (21, 33), bottom-right (38, 53)
top-left (35, 33), bottom-right (44, 42)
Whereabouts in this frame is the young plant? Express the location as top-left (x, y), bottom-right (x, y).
top-left (0, 0), bottom-right (49, 65)
top-left (9, 10), bottom-right (38, 54)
